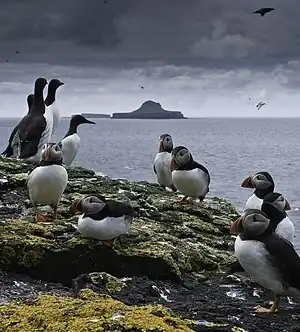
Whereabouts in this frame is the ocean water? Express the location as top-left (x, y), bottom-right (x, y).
top-left (1, 117), bottom-right (300, 250)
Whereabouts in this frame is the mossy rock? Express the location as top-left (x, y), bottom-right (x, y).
top-left (0, 157), bottom-right (239, 284)
top-left (0, 289), bottom-right (193, 332)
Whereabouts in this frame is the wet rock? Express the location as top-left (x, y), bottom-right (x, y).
top-left (0, 157), bottom-right (238, 285)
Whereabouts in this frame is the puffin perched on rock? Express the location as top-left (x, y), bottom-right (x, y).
top-left (241, 171), bottom-right (275, 210)
top-left (27, 143), bottom-right (68, 222)
top-left (171, 146), bottom-right (210, 204)
top-left (153, 134), bottom-right (176, 191)
top-left (57, 114), bottom-right (95, 166)
top-left (18, 77), bottom-right (51, 165)
top-left (229, 192), bottom-right (294, 275)
top-left (2, 94), bottom-right (34, 158)
top-left (230, 208), bottom-right (300, 313)
top-left (44, 79), bottom-right (64, 138)
top-left (71, 195), bottom-right (135, 241)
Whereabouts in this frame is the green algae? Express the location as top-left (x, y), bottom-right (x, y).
top-left (0, 157), bottom-right (239, 283)
top-left (0, 289), bottom-right (193, 332)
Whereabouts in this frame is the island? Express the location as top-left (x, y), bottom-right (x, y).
top-left (81, 113), bottom-right (110, 118)
top-left (112, 100), bottom-right (186, 119)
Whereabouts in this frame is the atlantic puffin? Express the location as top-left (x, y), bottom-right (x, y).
top-left (57, 114), bottom-right (95, 166)
top-left (18, 77), bottom-right (52, 165)
top-left (27, 143), bottom-right (68, 222)
top-left (241, 171), bottom-right (275, 210)
top-left (71, 195), bottom-right (135, 240)
top-left (171, 146), bottom-right (210, 204)
top-left (2, 94), bottom-right (34, 158)
top-left (229, 192), bottom-right (293, 275)
top-left (230, 209), bottom-right (300, 313)
top-left (153, 134), bottom-right (176, 191)
top-left (44, 79), bottom-right (64, 137)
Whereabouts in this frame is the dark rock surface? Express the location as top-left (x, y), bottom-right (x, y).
top-left (112, 100), bottom-right (186, 119)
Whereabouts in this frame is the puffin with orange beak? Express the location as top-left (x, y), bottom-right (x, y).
top-left (27, 143), bottom-right (68, 222)
top-left (229, 192), bottom-right (294, 275)
top-left (170, 146), bottom-right (210, 204)
top-left (241, 171), bottom-right (275, 210)
top-left (231, 208), bottom-right (300, 314)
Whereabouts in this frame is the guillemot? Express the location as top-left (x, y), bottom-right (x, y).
top-left (18, 77), bottom-right (52, 165)
top-left (153, 134), bottom-right (176, 191)
top-left (44, 79), bottom-right (64, 137)
top-left (171, 145), bottom-right (210, 204)
top-left (57, 114), bottom-right (95, 166)
top-left (2, 93), bottom-right (34, 158)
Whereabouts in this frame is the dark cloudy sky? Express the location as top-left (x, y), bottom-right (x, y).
top-left (1, 0), bottom-right (300, 117)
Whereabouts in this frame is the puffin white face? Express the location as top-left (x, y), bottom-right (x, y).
top-left (81, 196), bottom-right (106, 215)
top-left (41, 143), bottom-right (63, 163)
top-left (159, 134), bottom-right (173, 152)
top-left (172, 147), bottom-right (191, 167)
top-left (241, 172), bottom-right (274, 190)
top-left (230, 209), bottom-right (270, 236)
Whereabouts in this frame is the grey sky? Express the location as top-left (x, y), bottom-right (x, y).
top-left (1, 0), bottom-right (300, 117)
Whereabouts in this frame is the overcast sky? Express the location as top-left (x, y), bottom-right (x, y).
top-left (1, 0), bottom-right (300, 117)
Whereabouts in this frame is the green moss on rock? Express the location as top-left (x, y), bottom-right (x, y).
top-left (0, 289), bottom-right (193, 332)
top-left (0, 157), bottom-right (239, 284)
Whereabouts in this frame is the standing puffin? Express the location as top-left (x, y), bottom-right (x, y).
top-left (27, 143), bottom-right (68, 222)
top-left (18, 77), bottom-right (52, 165)
top-left (171, 146), bottom-right (210, 204)
top-left (44, 79), bottom-right (64, 137)
top-left (153, 134), bottom-right (176, 191)
top-left (241, 171), bottom-right (275, 210)
top-left (2, 94), bottom-right (34, 158)
top-left (230, 209), bottom-right (300, 313)
top-left (228, 192), bottom-right (293, 275)
top-left (57, 114), bottom-right (95, 166)
top-left (71, 195), bottom-right (135, 240)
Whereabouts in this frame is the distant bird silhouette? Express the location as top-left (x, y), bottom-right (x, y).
top-left (253, 8), bottom-right (275, 17)
top-left (140, 86), bottom-right (144, 89)
top-left (16, 51), bottom-right (20, 54)
top-left (104, 0), bottom-right (108, 4)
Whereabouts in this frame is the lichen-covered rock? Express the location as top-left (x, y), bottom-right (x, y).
top-left (0, 157), bottom-right (239, 285)
top-left (0, 288), bottom-right (193, 332)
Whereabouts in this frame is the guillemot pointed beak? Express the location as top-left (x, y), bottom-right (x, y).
top-left (59, 82), bottom-right (64, 86)
top-left (284, 200), bottom-right (291, 211)
top-left (230, 216), bottom-right (242, 235)
top-left (84, 119), bottom-right (95, 124)
top-left (241, 176), bottom-right (253, 188)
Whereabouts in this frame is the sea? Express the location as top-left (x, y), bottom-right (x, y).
top-left (1, 117), bottom-right (300, 251)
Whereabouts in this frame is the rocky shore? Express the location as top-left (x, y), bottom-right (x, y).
top-left (0, 157), bottom-right (299, 331)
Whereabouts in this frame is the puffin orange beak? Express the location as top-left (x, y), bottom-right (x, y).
top-left (230, 216), bottom-right (242, 235)
top-left (170, 159), bottom-right (175, 172)
top-left (241, 176), bottom-right (253, 188)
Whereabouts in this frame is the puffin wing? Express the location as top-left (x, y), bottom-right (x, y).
top-left (106, 200), bottom-right (135, 217)
top-left (153, 164), bottom-right (157, 174)
top-left (264, 234), bottom-right (300, 289)
top-left (193, 161), bottom-right (210, 184)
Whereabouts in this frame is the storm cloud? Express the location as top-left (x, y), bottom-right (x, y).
top-left (0, 0), bottom-right (300, 117)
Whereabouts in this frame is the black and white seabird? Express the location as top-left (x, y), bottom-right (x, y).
top-left (45, 79), bottom-right (64, 138)
top-left (228, 192), bottom-right (293, 275)
top-left (2, 94), bottom-right (34, 158)
top-left (71, 195), bottom-right (135, 240)
top-left (27, 143), bottom-right (68, 223)
top-left (57, 114), bottom-right (95, 166)
top-left (170, 146), bottom-right (210, 204)
top-left (230, 209), bottom-right (300, 313)
top-left (241, 171), bottom-right (275, 210)
top-left (18, 77), bottom-right (52, 165)
top-left (153, 134), bottom-right (176, 191)
top-left (253, 8), bottom-right (275, 17)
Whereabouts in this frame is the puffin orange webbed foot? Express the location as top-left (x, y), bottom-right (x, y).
top-left (35, 214), bottom-right (46, 223)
